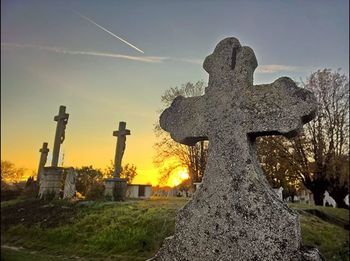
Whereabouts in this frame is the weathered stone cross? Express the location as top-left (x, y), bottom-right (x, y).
top-left (52, 105), bottom-right (69, 167)
top-left (36, 142), bottom-right (49, 182)
top-left (152, 38), bottom-right (321, 260)
top-left (113, 121), bottom-right (130, 178)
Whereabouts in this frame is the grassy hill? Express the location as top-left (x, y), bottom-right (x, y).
top-left (1, 198), bottom-right (349, 260)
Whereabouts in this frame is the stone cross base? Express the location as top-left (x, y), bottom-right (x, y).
top-left (38, 167), bottom-right (63, 200)
top-left (104, 178), bottom-right (127, 201)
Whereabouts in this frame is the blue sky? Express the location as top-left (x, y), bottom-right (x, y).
top-left (1, 0), bottom-right (349, 184)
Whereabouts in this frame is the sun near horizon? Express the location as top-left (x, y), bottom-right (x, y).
top-left (1, 128), bottom-right (191, 187)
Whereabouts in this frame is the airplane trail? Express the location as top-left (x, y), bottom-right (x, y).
top-left (74, 11), bottom-right (144, 54)
top-left (1, 43), bottom-right (163, 63)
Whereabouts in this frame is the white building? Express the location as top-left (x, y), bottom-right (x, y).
top-left (126, 184), bottom-right (152, 199)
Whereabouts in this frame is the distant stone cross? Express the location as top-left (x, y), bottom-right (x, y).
top-left (113, 121), bottom-right (130, 178)
top-left (52, 105), bottom-right (69, 167)
top-left (152, 38), bottom-right (321, 260)
top-left (37, 142), bottom-right (49, 182)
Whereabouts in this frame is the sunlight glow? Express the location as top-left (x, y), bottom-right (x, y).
top-left (167, 167), bottom-right (189, 187)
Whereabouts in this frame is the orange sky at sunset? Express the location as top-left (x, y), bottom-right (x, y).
top-left (2, 1), bottom-right (348, 188)
top-left (2, 104), bottom-right (191, 187)
top-left (2, 118), bottom-right (180, 186)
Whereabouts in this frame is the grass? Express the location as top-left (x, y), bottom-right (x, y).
top-left (289, 203), bottom-right (349, 224)
top-left (0, 198), bottom-right (33, 208)
top-left (1, 198), bottom-right (186, 260)
top-left (300, 214), bottom-right (349, 260)
top-left (1, 198), bottom-right (349, 260)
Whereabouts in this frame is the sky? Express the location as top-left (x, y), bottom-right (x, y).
top-left (1, 0), bottom-right (349, 185)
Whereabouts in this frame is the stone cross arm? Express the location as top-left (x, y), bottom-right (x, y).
top-left (54, 106), bottom-right (69, 122)
top-left (160, 38), bottom-right (317, 145)
top-left (40, 142), bottom-right (49, 153)
top-left (242, 77), bottom-right (316, 138)
top-left (113, 129), bottom-right (131, 137)
top-left (113, 121), bottom-right (131, 137)
top-left (160, 96), bottom-right (208, 145)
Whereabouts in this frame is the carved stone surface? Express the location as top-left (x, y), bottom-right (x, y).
top-left (104, 178), bottom-right (127, 201)
top-left (151, 37), bottom-right (322, 260)
top-left (36, 142), bottom-right (49, 183)
top-left (113, 121), bottom-right (130, 178)
top-left (63, 168), bottom-right (77, 199)
top-left (38, 167), bottom-right (63, 199)
top-left (52, 106), bottom-right (69, 167)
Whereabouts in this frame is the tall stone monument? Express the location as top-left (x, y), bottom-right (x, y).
top-left (36, 142), bottom-right (49, 183)
top-left (104, 121), bottom-right (130, 201)
top-left (151, 38), bottom-right (322, 260)
top-left (52, 105), bottom-right (69, 167)
top-left (39, 106), bottom-right (69, 199)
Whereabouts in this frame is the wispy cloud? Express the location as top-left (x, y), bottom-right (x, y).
top-left (1, 43), bottom-right (166, 63)
top-left (169, 58), bottom-right (203, 65)
top-left (1, 42), bottom-right (204, 66)
top-left (256, 64), bottom-right (305, 73)
top-left (0, 44), bottom-right (309, 72)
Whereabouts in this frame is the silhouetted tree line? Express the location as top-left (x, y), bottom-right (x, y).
top-left (1, 160), bottom-right (138, 201)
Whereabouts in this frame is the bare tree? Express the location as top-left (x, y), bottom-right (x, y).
top-left (1, 160), bottom-right (26, 185)
top-left (154, 81), bottom-right (208, 188)
top-left (257, 69), bottom-right (349, 207)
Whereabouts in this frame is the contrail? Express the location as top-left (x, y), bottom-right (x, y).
top-left (2, 43), bottom-right (205, 65)
top-left (74, 11), bottom-right (144, 54)
top-left (1, 43), bottom-right (163, 62)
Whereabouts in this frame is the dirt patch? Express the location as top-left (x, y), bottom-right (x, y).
top-left (1, 199), bottom-right (78, 230)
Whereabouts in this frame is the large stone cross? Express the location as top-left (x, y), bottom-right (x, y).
top-left (113, 121), bottom-right (130, 178)
top-left (152, 38), bottom-right (321, 260)
top-left (36, 142), bottom-right (49, 182)
top-left (52, 106), bottom-right (69, 167)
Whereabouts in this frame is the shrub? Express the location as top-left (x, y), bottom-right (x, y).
top-left (20, 177), bottom-right (39, 199)
top-left (85, 182), bottom-right (105, 200)
top-left (1, 189), bottom-right (22, 201)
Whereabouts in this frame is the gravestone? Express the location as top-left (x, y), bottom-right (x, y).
top-left (151, 37), bottom-right (321, 260)
top-left (323, 191), bottom-right (336, 208)
top-left (39, 106), bottom-right (69, 199)
top-left (273, 186), bottom-right (284, 201)
top-left (63, 168), bottom-right (77, 199)
top-left (104, 121), bottom-right (130, 201)
top-left (299, 188), bottom-right (314, 205)
top-left (344, 194), bottom-right (349, 207)
top-left (36, 142), bottom-right (49, 183)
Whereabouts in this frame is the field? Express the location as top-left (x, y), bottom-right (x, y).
top-left (1, 198), bottom-right (349, 261)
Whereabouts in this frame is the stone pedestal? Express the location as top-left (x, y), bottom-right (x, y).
top-left (104, 178), bottom-right (127, 201)
top-left (38, 167), bottom-right (63, 199)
